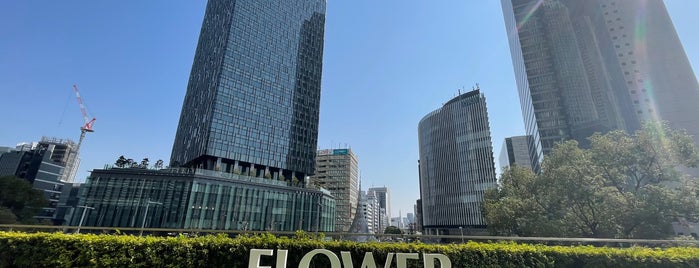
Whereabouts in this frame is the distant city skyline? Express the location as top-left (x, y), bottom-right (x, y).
top-left (0, 1), bottom-right (697, 218)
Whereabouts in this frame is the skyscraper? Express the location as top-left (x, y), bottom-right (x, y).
top-left (363, 190), bottom-right (380, 233)
top-left (37, 137), bottom-right (80, 183)
top-left (367, 186), bottom-right (391, 233)
top-left (418, 89), bottom-right (497, 235)
top-left (171, 0), bottom-right (326, 182)
top-left (0, 143), bottom-right (66, 222)
top-left (309, 148), bottom-right (359, 232)
top-left (502, 0), bottom-right (699, 168)
top-left (72, 0), bottom-right (335, 232)
top-left (499, 135), bottom-right (537, 172)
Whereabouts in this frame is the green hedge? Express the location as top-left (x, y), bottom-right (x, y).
top-left (0, 231), bottom-right (698, 267)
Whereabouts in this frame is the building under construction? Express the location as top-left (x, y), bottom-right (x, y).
top-left (38, 137), bottom-right (80, 183)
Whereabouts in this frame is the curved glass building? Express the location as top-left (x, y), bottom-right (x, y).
top-left (418, 89), bottom-right (497, 235)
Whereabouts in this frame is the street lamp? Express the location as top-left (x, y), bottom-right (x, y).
top-left (140, 200), bottom-right (163, 236)
top-left (76, 205), bottom-right (94, 234)
top-left (459, 226), bottom-right (464, 243)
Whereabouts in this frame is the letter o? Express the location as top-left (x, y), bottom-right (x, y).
top-left (298, 249), bottom-right (342, 268)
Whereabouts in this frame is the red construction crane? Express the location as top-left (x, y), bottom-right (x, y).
top-left (73, 84), bottom-right (96, 149)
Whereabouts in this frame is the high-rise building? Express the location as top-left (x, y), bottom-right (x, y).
top-left (0, 144), bottom-right (66, 222)
top-left (170, 0), bottom-right (326, 182)
top-left (502, 0), bottom-right (699, 170)
top-left (73, 0), bottom-right (334, 232)
top-left (498, 135), bottom-right (537, 172)
top-left (366, 190), bottom-right (380, 233)
top-left (309, 148), bottom-right (359, 232)
top-left (37, 137), bottom-right (80, 183)
top-left (418, 89), bottom-right (497, 235)
top-left (368, 186), bottom-right (391, 233)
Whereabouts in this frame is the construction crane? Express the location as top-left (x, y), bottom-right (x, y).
top-left (73, 84), bottom-right (96, 149)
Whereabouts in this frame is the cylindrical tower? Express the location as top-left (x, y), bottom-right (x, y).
top-left (418, 89), bottom-right (497, 235)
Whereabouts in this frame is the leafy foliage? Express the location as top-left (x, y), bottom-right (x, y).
top-left (384, 226), bottom-right (403, 234)
top-left (115, 155), bottom-right (128, 168)
top-left (0, 176), bottom-right (48, 224)
top-left (0, 232), bottom-right (698, 267)
top-left (484, 122), bottom-right (699, 239)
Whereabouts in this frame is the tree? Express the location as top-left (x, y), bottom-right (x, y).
top-left (384, 226), bottom-right (403, 234)
top-left (115, 155), bottom-right (127, 168)
top-left (0, 207), bottom-right (17, 224)
top-left (126, 158), bottom-right (137, 168)
top-left (0, 176), bottom-right (48, 224)
top-left (154, 159), bottom-right (164, 169)
top-left (483, 122), bottom-right (699, 239)
top-left (141, 158), bottom-right (150, 168)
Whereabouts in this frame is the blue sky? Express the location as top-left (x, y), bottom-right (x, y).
top-left (1, 1), bottom-right (697, 218)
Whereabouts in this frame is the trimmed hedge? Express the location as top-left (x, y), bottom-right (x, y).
top-left (0, 231), bottom-right (698, 267)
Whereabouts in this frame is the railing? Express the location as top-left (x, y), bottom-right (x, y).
top-left (1, 224), bottom-right (697, 247)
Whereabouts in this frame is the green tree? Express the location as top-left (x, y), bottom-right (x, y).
top-left (115, 155), bottom-right (127, 168)
top-left (0, 207), bottom-right (17, 224)
top-left (384, 226), bottom-right (403, 234)
top-left (0, 176), bottom-right (48, 224)
top-left (483, 122), bottom-right (699, 239)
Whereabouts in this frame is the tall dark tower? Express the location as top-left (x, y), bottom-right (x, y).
top-left (502, 0), bottom-right (699, 173)
top-left (171, 0), bottom-right (326, 181)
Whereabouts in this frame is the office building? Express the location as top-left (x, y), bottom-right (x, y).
top-left (362, 190), bottom-right (380, 233)
top-left (0, 144), bottom-right (66, 222)
top-left (498, 135), bottom-right (537, 172)
top-left (368, 186), bottom-right (391, 233)
top-left (55, 183), bottom-right (82, 225)
top-left (309, 148), bottom-right (359, 232)
top-left (390, 217), bottom-right (403, 229)
top-left (502, 0), bottom-right (699, 170)
top-left (37, 137), bottom-right (80, 183)
top-left (170, 0), bottom-right (326, 183)
top-left (74, 167), bottom-right (335, 232)
top-left (418, 89), bottom-right (497, 235)
top-left (74, 0), bottom-right (333, 231)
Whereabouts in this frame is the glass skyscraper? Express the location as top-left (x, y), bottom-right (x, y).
top-left (171, 0), bottom-right (326, 181)
top-left (72, 0), bottom-right (335, 232)
top-left (498, 135), bottom-right (537, 173)
top-left (418, 89), bottom-right (498, 235)
top-left (502, 0), bottom-right (699, 169)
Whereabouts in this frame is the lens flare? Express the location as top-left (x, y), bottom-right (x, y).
top-left (517, 0), bottom-right (545, 32)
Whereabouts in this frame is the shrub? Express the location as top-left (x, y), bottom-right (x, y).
top-left (0, 232), bottom-right (698, 267)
